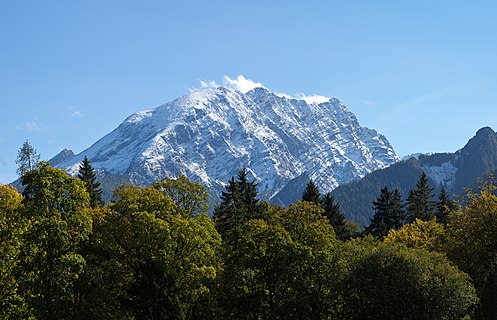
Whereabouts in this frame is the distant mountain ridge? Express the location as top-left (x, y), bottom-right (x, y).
top-left (53, 85), bottom-right (398, 204)
top-left (332, 127), bottom-right (497, 227)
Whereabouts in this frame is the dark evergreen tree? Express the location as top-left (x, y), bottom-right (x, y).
top-left (366, 186), bottom-right (405, 238)
top-left (16, 140), bottom-right (40, 176)
top-left (213, 168), bottom-right (259, 243)
top-left (406, 172), bottom-right (436, 223)
top-left (77, 156), bottom-right (103, 207)
top-left (435, 187), bottom-right (456, 225)
top-left (237, 167), bottom-right (259, 213)
top-left (302, 179), bottom-right (321, 205)
top-left (321, 193), bottom-right (348, 240)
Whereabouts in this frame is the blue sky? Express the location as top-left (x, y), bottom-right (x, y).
top-left (1, 1), bottom-right (497, 183)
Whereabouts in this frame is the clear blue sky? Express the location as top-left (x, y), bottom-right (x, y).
top-left (1, 1), bottom-right (497, 183)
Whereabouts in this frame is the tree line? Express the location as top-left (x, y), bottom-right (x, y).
top-left (2, 141), bottom-right (497, 319)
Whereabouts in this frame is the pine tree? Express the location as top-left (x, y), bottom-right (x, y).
top-left (321, 193), bottom-right (348, 240)
top-left (302, 179), bottom-right (321, 205)
top-left (237, 167), bottom-right (259, 213)
top-left (214, 168), bottom-right (259, 242)
top-left (436, 187), bottom-right (456, 225)
top-left (15, 140), bottom-right (40, 176)
top-left (77, 156), bottom-right (103, 207)
top-left (366, 186), bottom-right (405, 238)
top-left (406, 172), bottom-right (436, 223)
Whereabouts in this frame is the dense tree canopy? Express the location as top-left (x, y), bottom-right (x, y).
top-left (1, 164), bottom-right (495, 319)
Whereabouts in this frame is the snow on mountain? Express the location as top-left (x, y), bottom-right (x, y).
top-left (57, 85), bottom-right (399, 203)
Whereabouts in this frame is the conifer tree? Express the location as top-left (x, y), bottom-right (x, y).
top-left (436, 187), bottom-right (456, 225)
top-left (321, 193), bottom-right (348, 240)
top-left (237, 167), bottom-right (259, 213)
top-left (406, 172), bottom-right (436, 223)
top-left (366, 186), bottom-right (405, 237)
top-left (15, 140), bottom-right (40, 176)
top-left (302, 179), bottom-right (321, 205)
top-left (77, 156), bottom-right (103, 207)
top-left (214, 168), bottom-right (259, 242)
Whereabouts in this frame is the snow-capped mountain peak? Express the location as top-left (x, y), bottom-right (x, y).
top-left (58, 84), bottom-right (399, 204)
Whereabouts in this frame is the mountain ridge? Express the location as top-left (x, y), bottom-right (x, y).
top-left (331, 126), bottom-right (497, 226)
top-left (54, 85), bottom-right (398, 204)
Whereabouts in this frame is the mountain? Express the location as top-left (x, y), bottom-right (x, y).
top-left (55, 86), bottom-right (398, 204)
top-left (332, 127), bottom-right (497, 227)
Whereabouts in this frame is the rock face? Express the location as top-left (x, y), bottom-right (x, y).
top-left (332, 127), bottom-right (497, 227)
top-left (56, 86), bottom-right (399, 204)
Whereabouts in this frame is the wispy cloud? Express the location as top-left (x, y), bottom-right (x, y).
top-left (16, 120), bottom-right (45, 131)
top-left (193, 74), bottom-right (331, 104)
top-left (70, 111), bottom-right (83, 118)
top-left (224, 75), bottom-right (265, 93)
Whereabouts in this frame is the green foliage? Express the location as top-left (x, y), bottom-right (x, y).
top-left (435, 187), bottom-right (456, 225)
top-left (153, 175), bottom-right (209, 216)
top-left (77, 156), bottom-right (103, 208)
top-left (214, 168), bottom-right (259, 243)
top-left (15, 140), bottom-right (40, 176)
top-left (19, 162), bottom-right (93, 319)
top-left (446, 179), bottom-right (497, 288)
top-left (334, 238), bottom-right (478, 320)
top-left (366, 186), bottom-right (405, 238)
top-left (406, 171), bottom-right (436, 223)
top-left (384, 218), bottom-right (447, 252)
top-left (90, 185), bottom-right (221, 319)
top-left (0, 185), bottom-right (29, 318)
top-left (321, 193), bottom-right (348, 240)
top-left (301, 179), bottom-right (321, 205)
top-left (218, 201), bottom-right (338, 319)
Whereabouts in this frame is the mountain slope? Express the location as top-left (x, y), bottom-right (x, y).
top-left (56, 86), bottom-right (398, 204)
top-left (332, 127), bottom-right (497, 227)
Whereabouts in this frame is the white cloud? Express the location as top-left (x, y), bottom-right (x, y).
top-left (297, 93), bottom-right (330, 104)
top-left (223, 75), bottom-right (265, 93)
top-left (200, 80), bottom-right (220, 90)
top-left (70, 111), bottom-right (83, 118)
top-left (193, 74), bottom-right (331, 104)
top-left (17, 120), bottom-right (43, 131)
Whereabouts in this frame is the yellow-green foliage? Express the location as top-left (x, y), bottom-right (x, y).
top-left (384, 218), bottom-right (447, 252)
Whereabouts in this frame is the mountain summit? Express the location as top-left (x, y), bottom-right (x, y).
top-left (332, 127), bottom-right (497, 226)
top-left (56, 86), bottom-right (399, 203)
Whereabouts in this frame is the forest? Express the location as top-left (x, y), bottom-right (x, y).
top-left (1, 152), bottom-right (497, 319)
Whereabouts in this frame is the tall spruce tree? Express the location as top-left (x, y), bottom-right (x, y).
top-left (213, 168), bottom-right (259, 243)
top-left (321, 193), bottom-right (348, 240)
top-left (366, 186), bottom-right (405, 238)
top-left (77, 156), bottom-right (103, 207)
top-left (16, 140), bottom-right (40, 176)
top-left (406, 172), bottom-right (436, 223)
top-left (302, 179), bottom-right (321, 205)
top-left (436, 187), bottom-right (456, 225)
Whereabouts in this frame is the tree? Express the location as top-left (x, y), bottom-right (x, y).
top-left (78, 156), bottom-right (103, 207)
top-left (15, 140), bottom-right (40, 176)
top-left (94, 185), bottom-right (221, 319)
top-left (19, 162), bottom-right (92, 319)
top-left (301, 179), bottom-right (321, 205)
top-left (214, 168), bottom-right (259, 243)
top-left (406, 172), bottom-right (436, 222)
top-left (321, 193), bottom-right (348, 240)
top-left (219, 201), bottom-right (338, 319)
top-left (237, 168), bottom-right (259, 213)
top-left (435, 187), bottom-right (456, 225)
top-left (0, 185), bottom-right (29, 318)
top-left (366, 186), bottom-right (405, 238)
top-left (334, 238), bottom-right (478, 320)
top-left (153, 175), bottom-right (209, 217)
top-left (384, 218), bottom-right (447, 252)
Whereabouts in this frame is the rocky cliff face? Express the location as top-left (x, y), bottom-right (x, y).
top-left (56, 86), bottom-right (398, 204)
